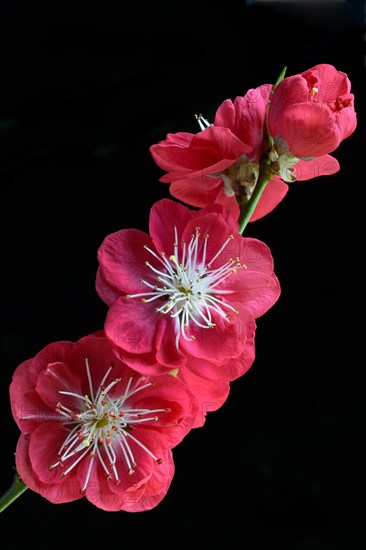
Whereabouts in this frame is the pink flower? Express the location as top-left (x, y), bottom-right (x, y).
top-left (268, 63), bottom-right (357, 158)
top-left (149, 83), bottom-right (340, 223)
top-left (10, 332), bottom-right (198, 512)
top-left (96, 198), bottom-right (280, 382)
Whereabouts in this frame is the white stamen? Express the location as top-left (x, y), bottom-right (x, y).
top-left (50, 364), bottom-right (166, 491)
top-left (129, 226), bottom-right (244, 348)
top-left (85, 357), bottom-right (94, 401)
top-left (117, 436), bottom-right (135, 473)
top-left (123, 430), bottom-right (160, 462)
top-left (195, 113), bottom-right (212, 131)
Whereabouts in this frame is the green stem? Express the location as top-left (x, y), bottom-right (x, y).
top-left (238, 159), bottom-right (272, 234)
top-left (0, 473), bottom-right (28, 513)
top-left (238, 66), bottom-right (287, 235)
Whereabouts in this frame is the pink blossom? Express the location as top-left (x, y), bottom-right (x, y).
top-left (96, 198), bottom-right (280, 381)
top-left (150, 83), bottom-right (340, 222)
top-left (268, 63), bottom-right (357, 158)
top-left (10, 332), bottom-right (198, 512)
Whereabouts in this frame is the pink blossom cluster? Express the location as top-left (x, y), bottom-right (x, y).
top-left (9, 64), bottom-right (356, 512)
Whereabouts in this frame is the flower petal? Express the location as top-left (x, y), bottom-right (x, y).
top-left (150, 125), bottom-right (250, 178)
top-left (220, 269), bottom-right (281, 319)
top-left (133, 374), bottom-right (199, 446)
top-left (104, 296), bottom-right (159, 355)
top-left (303, 64), bottom-right (351, 100)
top-left (215, 84), bottom-right (272, 160)
top-left (295, 155), bottom-right (340, 181)
top-left (16, 434), bottom-right (84, 504)
top-left (97, 228), bottom-right (153, 297)
top-left (177, 366), bottom-right (230, 427)
top-left (185, 309), bottom-right (256, 381)
top-left (180, 302), bottom-right (252, 367)
top-left (149, 198), bottom-right (193, 255)
top-left (249, 176), bottom-right (289, 222)
top-left (169, 175), bottom-right (223, 208)
top-left (123, 449), bottom-right (174, 512)
top-left (239, 237), bottom-right (276, 274)
top-left (29, 422), bottom-right (80, 485)
top-left (270, 103), bottom-right (341, 157)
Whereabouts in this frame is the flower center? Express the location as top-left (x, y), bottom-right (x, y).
top-left (127, 226), bottom-right (246, 348)
top-left (213, 155), bottom-right (260, 203)
top-left (48, 358), bottom-right (167, 494)
top-left (330, 94), bottom-right (353, 113)
top-left (269, 135), bottom-right (301, 182)
top-left (194, 114), bottom-right (260, 203)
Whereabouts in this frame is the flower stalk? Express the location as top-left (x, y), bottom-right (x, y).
top-left (238, 157), bottom-right (272, 234)
top-left (0, 472), bottom-right (28, 513)
top-left (238, 66), bottom-right (287, 234)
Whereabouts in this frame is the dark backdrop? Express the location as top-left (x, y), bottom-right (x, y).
top-left (1, 1), bottom-right (365, 547)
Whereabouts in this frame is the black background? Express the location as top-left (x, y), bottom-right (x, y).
top-left (1, 1), bottom-right (365, 547)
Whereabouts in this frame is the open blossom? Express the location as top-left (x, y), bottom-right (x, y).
top-left (10, 332), bottom-right (198, 512)
top-left (268, 63), bottom-right (357, 158)
top-left (149, 82), bottom-right (339, 223)
top-left (96, 198), bottom-right (280, 382)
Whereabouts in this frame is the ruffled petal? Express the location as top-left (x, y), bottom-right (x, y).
top-left (303, 64), bottom-right (351, 100)
top-left (29, 423), bottom-right (80, 486)
top-left (270, 103), bottom-right (341, 157)
top-left (185, 308), bottom-right (256, 381)
top-left (215, 84), bottom-right (272, 160)
top-left (149, 198), bottom-right (193, 255)
top-left (155, 317), bottom-right (187, 370)
top-left (133, 374), bottom-right (198, 446)
top-left (104, 296), bottom-right (159, 355)
top-left (16, 434), bottom-right (83, 504)
top-left (29, 341), bottom-right (74, 385)
top-left (219, 270), bottom-right (281, 319)
top-left (97, 228), bottom-right (153, 297)
top-left (177, 366), bottom-right (230, 427)
top-left (95, 267), bottom-right (121, 306)
top-left (335, 101), bottom-right (357, 140)
top-left (151, 125), bottom-right (249, 176)
top-left (122, 449), bottom-right (174, 512)
top-left (179, 302), bottom-right (252, 367)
